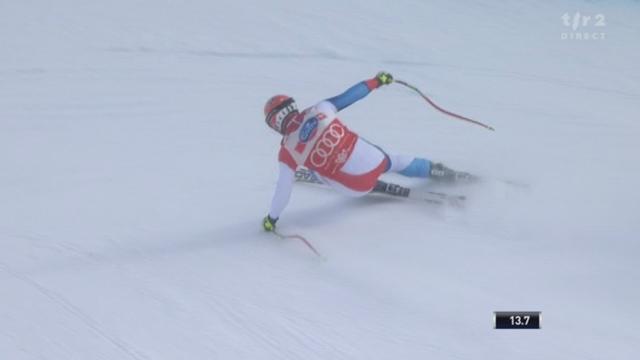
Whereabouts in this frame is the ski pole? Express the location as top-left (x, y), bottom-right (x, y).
top-left (395, 79), bottom-right (495, 131)
top-left (273, 230), bottom-right (325, 260)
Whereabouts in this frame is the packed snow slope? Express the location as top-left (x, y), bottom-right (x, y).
top-left (2, 0), bottom-right (639, 359)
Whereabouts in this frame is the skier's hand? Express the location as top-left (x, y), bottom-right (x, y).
top-left (375, 71), bottom-right (394, 86)
top-left (262, 215), bottom-right (278, 232)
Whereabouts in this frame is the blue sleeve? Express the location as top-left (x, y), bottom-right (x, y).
top-left (326, 80), bottom-right (378, 111)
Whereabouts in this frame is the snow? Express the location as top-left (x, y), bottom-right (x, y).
top-left (1, 0), bottom-right (640, 358)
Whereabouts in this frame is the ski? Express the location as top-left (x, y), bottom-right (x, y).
top-left (294, 169), bottom-right (466, 207)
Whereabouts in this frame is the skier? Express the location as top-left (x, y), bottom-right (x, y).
top-left (262, 72), bottom-right (472, 231)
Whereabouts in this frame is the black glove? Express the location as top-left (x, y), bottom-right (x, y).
top-left (375, 71), bottom-right (394, 86)
top-left (262, 215), bottom-right (278, 232)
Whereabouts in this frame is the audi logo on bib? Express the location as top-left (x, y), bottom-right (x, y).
top-left (309, 123), bottom-right (346, 168)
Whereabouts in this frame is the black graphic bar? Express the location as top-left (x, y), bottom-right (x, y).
top-left (494, 311), bottom-right (541, 329)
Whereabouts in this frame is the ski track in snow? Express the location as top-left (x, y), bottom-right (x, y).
top-left (104, 45), bottom-right (640, 101)
top-left (0, 262), bottom-right (150, 360)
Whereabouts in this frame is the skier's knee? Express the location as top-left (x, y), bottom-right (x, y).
top-left (398, 158), bottom-right (431, 178)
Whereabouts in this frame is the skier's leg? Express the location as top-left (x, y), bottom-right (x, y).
top-left (320, 138), bottom-right (388, 196)
top-left (381, 148), bottom-right (475, 183)
top-left (385, 153), bottom-right (432, 178)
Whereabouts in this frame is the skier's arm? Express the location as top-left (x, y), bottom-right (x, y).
top-left (325, 72), bottom-right (394, 112)
top-left (266, 162), bottom-right (296, 225)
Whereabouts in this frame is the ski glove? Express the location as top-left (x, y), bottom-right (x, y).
top-left (376, 71), bottom-right (394, 86)
top-left (262, 215), bottom-right (278, 232)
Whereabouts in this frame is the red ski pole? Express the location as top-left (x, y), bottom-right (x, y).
top-left (273, 230), bottom-right (325, 260)
top-left (395, 79), bottom-right (495, 131)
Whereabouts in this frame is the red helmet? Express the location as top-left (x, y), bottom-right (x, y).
top-left (264, 95), bottom-right (298, 134)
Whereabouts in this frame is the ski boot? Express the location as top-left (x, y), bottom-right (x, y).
top-left (429, 163), bottom-right (477, 184)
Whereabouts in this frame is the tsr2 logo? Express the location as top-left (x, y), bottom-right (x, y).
top-left (561, 12), bottom-right (606, 40)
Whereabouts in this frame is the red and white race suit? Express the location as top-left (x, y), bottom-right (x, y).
top-left (269, 100), bottom-right (388, 219)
